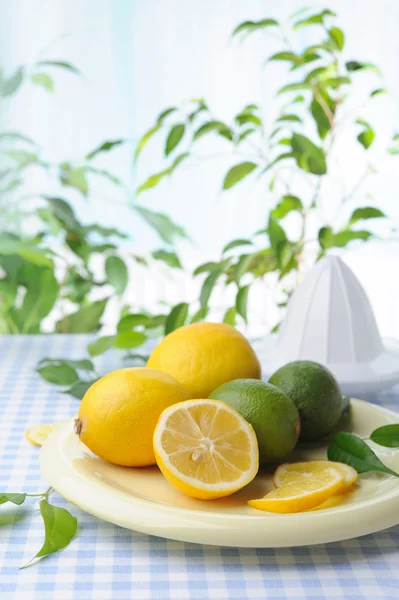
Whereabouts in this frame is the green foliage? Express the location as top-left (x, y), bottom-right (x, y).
top-left (328, 431), bottom-right (399, 478)
top-left (370, 424), bottom-right (399, 448)
top-left (164, 302), bottom-right (189, 334)
top-left (105, 255), bottom-right (128, 296)
top-left (22, 499), bottom-right (78, 568)
top-left (2, 10), bottom-right (396, 410)
top-left (223, 162), bottom-right (258, 189)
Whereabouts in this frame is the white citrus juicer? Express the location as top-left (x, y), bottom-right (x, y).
top-left (260, 255), bottom-right (399, 396)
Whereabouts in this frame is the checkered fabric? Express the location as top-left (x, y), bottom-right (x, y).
top-left (1, 335), bottom-right (399, 600)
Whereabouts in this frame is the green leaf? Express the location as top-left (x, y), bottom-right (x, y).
top-left (152, 249), bottom-right (182, 268)
top-left (190, 307), bottom-right (208, 323)
top-left (11, 269), bottom-right (59, 333)
top-left (0, 493), bottom-right (27, 505)
top-left (0, 131), bottom-right (36, 145)
top-left (60, 164), bottom-right (88, 196)
top-left (36, 60), bottom-right (81, 76)
top-left (136, 152), bottom-right (189, 194)
top-left (156, 107), bottom-right (177, 124)
top-left (38, 358), bottom-right (95, 372)
top-left (134, 125), bottom-right (161, 162)
top-left (237, 128), bottom-right (255, 144)
top-left (22, 500), bottom-right (77, 568)
top-left (37, 364), bottom-right (78, 386)
top-left (268, 216), bottom-right (287, 249)
top-left (356, 119), bottom-right (375, 149)
top-left (1, 67), bottom-right (24, 97)
top-left (164, 302), bottom-right (189, 334)
top-left (233, 254), bottom-right (254, 284)
top-left (223, 162), bottom-right (257, 190)
top-left (267, 51), bottom-right (303, 65)
top-left (272, 195), bottom-right (303, 219)
top-left (45, 197), bottom-right (80, 231)
top-left (222, 239), bottom-right (252, 254)
top-left (318, 226), bottom-right (334, 249)
top-left (117, 313), bottom-right (165, 332)
top-left (235, 113), bottom-right (261, 126)
top-left (277, 114), bottom-right (302, 123)
top-left (290, 6), bottom-right (312, 19)
top-left (114, 331), bottom-right (147, 349)
top-left (63, 380), bottom-right (97, 399)
top-left (194, 262), bottom-right (218, 276)
top-left (328, 27), bottom-right (345, 51)
top-left (277, 82), bottom-right (312, 95)
top-left (88, 335), bottom-right (116, 357)
top-left (236, 285), bottom-right (250, 321)
top-left (371, 88), bottom-right (387, 97)
top-left (135, 205), bottom-right (189, 244)
top-left (6, 150), bottom-right (38, 167)
top-left (319, 227), bottom-right (373, 249)
top-left (311, 95), bottom-right (332, 140)
top-left (200, 271), bottom-right (220, 309)
top-left (349, 207), bottom-right (385, 224)
top-left (55, 299), bottom-right (108, 333)
top-left (223, 307), bottom-right (236, 326)
top-left (165, 124), bottom-right (185, 156)
top-left (0, 235), bottom-right (53, 267)
top-left (346, 61), bottom-right (380, 74)
top-left (327, 431), bottom-right (399, 477)
top-left (291, 133), bottom-right (327, 175)
top-left (86, 139), bottom-right (124, 160)
top-left (105, 255), bottom-right (128, 296)
top-left (293, 9), bottom-right (336, 30)
top-left (193, 120), bottom-right (232, 141)
top-left (370, 424), bottom-right (399, 448)
top-left (31, 73), bottom-right (54, 92)
top-left (232, 18), bottom-right (279, 37)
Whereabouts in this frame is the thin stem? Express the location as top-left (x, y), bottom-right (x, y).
top-left (341, 168), bottom-right (372, 204)
top-left (27, 487), bottom-right (52, 499)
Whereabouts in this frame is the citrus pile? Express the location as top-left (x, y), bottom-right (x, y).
top-left (30, 322), bottom-right (354, 511)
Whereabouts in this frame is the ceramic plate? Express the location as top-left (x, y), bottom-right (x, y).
top-left (40, 399), bottom-right (399, 547)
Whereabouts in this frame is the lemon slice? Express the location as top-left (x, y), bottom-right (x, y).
top-left (248, 467), bottom-right (344, 513)
top-left (25, 423), bottom-right (59, 447)
top-left (153, 399), bottom-right (259, 500)
top-left (273, 460), bottom-right (358, 491)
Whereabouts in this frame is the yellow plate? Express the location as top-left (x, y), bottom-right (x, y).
top-left (40, 399), bottom-right (399, 547)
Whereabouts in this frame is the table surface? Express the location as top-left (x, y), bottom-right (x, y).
top-left (1, 334), bottom-right (399, 600)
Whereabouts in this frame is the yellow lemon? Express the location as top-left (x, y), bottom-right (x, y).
top-left (75, 368), bottom-right (189, 467)
top-left (248, 466), bottom-right (345, 513)
top-left (153, 399), bottom-right (259, 500)
top-left (273, 460), bottom-right (358, 491)
top-left (25, 423), bottom-right (59, 447)
top-left (147, 323), bottom-right (261, 398)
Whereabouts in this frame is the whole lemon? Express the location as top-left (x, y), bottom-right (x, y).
top-left (75, 367), bottom-right (189, 467)
top-left (147, 322), bottom-right (261, 398)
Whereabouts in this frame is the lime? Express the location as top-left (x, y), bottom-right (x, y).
top-left (269, 360), bottom-right (343, 442)
top-left (209, 379), bottom-right (300, 465)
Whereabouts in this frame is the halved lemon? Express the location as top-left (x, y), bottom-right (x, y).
top-left (153, 399), bottom-right (259, 500)
top-left (248, 467), bottom-right (345, 513)
top-left (25, 423), bottom-right (59, 447)
top-left (273, 460), bottom-right (358, 491)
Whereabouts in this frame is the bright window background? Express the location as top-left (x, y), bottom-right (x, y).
top-left (2, 0), bottom-right (399, 336)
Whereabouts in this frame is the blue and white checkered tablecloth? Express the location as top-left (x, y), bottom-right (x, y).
top-left (1, 334), bottom-right (399, 600)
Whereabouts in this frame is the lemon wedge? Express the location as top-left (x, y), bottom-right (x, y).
top-left (273, 460), bottom-right (358, 491)
top-left (25, 423), bottom-right (59, 447)
top-left (248, 466), bottom-right (345, 513)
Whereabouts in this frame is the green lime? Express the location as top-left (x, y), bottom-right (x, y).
top-left (209, 379), bottom-right (300, 465)
top-left (269, 360), bottom-right (343, 442)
